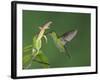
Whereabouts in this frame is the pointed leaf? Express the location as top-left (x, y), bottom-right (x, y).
top-left (43, 35), bottom-right (47, 43)
top-left (23, 53), bottom-right (32, 69)
top-left (34, 50), bottom-right (49, 68)
top-left (33, 35), bottom-right (42, 50)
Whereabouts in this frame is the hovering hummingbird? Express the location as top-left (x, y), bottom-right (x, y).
top-left (50, 29), bottom-right (78, 57)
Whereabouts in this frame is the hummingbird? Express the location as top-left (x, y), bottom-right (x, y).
top-left (50, 29), bottom-right (78, 57)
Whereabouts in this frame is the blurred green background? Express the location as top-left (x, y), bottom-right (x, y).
top-left (22, 10), bottom-right (91, 69)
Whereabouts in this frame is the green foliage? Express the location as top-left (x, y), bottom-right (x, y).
top-left (23, 53), bottom-right (32, 69)
top-left (23, 30), bottom-right (49, 69)
top-left (31, 34), bottom-right (49, 68)
top-left (34, 50), bottom-right (49, 68)
top-left (43, 35), bottom-right (47, 43)
top-left (36, 39), bottom-right (42, 50)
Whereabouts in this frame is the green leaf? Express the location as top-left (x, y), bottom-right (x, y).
top-left (33, 35), bottom-right (42, 50)
top-left (23, 53), bottom-right (32, 69)
top-left (36, 39), bottom-right (41, 50)
top-left (33, 35), bottom-right (37, 48)
top-left (24, 45), bottom-right (32, 50)
top-left (43, 35), bottom-right (47, 43)
top-left (24, 48), bottom-right (32, 53)
top-left (34, 50), bottom-right (49, 68)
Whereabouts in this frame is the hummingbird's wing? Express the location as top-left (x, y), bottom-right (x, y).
top-left (60, 29), bottom-right (78, 45)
